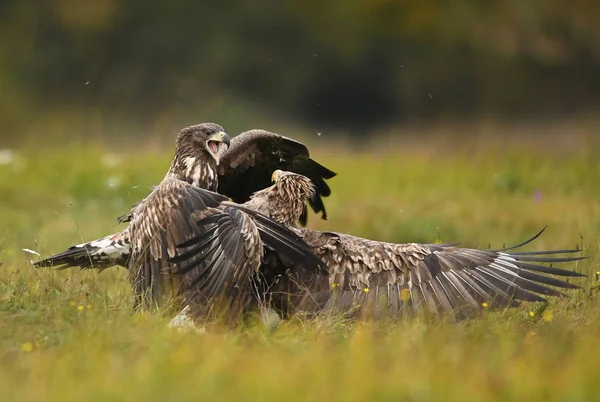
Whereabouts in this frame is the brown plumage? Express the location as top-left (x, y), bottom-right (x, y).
top-left (167, 170), bottom-right (330, 319)
top-left (35, 126), bottom-right (336, 277)
top-left (129, 178), bottom-right (325, 317)
top-left (173, 170), bottom-right (586, 321)
top-left (35, 124), bottom-right (327, 317)
top-left (51, 123), bottom-right (232, 309)
top-left (127, 178), bottom-right (226, 309)
top-left (166, 191), bottom-right (328, 323)
top-left (37, 127), bottom-right (336, 276)
top-left (118, 128), bottom-right (336, 225)
top-left (34, 125), bottom-right (336, 263)
top-left (35, 123), bottom-right (230, 273)
top-left (243, 169), bottom-right (316, 227)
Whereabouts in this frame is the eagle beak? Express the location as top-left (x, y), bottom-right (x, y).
top-left (206, 131), bottom-right (231, 165)
top-left (209, 131), bottom-right (231, 148)
top-left (272, 169), bottom-right (283, 182)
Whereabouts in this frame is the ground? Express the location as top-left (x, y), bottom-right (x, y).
top-left (1, 128), bottom-right (599, 401)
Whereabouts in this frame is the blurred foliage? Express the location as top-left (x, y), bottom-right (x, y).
top-left (1, 0), bottom-right (600, 137)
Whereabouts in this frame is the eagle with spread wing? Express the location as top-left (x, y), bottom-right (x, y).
top-left (171, 170), bottom-right (586, 321)
top-left (33, 124), bottom-right (332, 313)
top-left (34, 125), bottom-right (335, 274)
top-left (126, 177), bottom-right (326, 318)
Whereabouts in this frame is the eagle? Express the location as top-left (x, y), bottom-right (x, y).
top-left (34, 125), bottom-right (335, 272)
top-left (33, 123), bottom-right (334, 312)
top-left (170, 170), bottom-right (586, 322)
top-left (117, 128), bottom-right (336, 226)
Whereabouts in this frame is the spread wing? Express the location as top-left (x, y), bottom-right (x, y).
top-left (216, 129), bottom-right (336, 225)
top-left (166, 205), bottom-right (266, 320)
top-left (127, 179), bottom-right (232, 310)
top-left (294, 228), bottom-right (585, 320)
top-left (168, 201), bottom-right (329, 319)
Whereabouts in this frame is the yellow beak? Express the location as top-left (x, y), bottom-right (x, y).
top-left (271, 169), bottom-right (283, 182)
top-left (208, 131), bottom-right (231, 148)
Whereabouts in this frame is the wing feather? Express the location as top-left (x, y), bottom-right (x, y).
top-left (167, 204), bottom-right (330, 319)
top-left (34, 231), bottom-right (130, 271)
top-left (168, 165), bottom-right (585, 321)
top-left (127, 179), bottom-right (233, 310)
top-left (290, 229), bottom-right (584, 319)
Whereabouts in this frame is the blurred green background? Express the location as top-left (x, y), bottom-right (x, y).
top-left (3, 4), bottom-right (600, 400)
top-left (2, 0), bottom-right (600, 142)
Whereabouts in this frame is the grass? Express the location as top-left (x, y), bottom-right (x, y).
top-left (1, 131), bottom-right (600, 401)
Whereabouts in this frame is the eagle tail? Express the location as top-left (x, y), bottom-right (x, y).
top-left (33, 232), bottom-right (130, 270)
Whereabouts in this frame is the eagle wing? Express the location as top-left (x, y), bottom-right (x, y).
top-left (167, 201), bottom-right (329, 319)
top-left (127, 179), bottom-right (234, 310)
top-left (293, 228), bottom-right (585, 320)
top-left (216, 129), bottom-right (336, 225)
top-left (166, 204), bottom-right (267, 320)
top-left (129, 178), bottom-right (327, 318)
top-left (115, 186), bottom-right (156, 224)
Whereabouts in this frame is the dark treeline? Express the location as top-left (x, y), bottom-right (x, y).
top-left (1, 0), bottom-right (599, 135)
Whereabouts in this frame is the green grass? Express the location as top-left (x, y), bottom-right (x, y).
top-left (1, 134), bottom-right (600, 401)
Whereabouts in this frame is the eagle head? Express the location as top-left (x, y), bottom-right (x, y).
top-left (177, 122), bottom-right (231, 165)
top-left (271, 170), bottom-right (316, 207)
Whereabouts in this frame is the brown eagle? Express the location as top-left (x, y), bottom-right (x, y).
top-left (171, 170), bottom-right (586, 321)
top-left (117, 128), bottom-right (336, 225)
top-left (33, 124), bottom-right (333, 312)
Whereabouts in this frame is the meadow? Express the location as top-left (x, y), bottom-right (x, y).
top-left (1, 125), bottom-right (600, 401)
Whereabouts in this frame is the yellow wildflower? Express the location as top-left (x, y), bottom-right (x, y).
top-left (529, 311), bottom-right (535, 317)
top-left (482, 302), bottom-right (488, 308)
top-left (363, 287), bottom-right (369, 293)
top-left (77, 305), bottom-right (84, 311)
top-left (21, 342), bottom-right (33, 352)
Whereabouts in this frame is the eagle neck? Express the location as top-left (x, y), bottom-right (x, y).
top-left (269, 186), bottom-right (303, 227)
top-left (166, 148), bottom-right (219, 191)
top-left (270, 178), bottom-right (314, 226)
